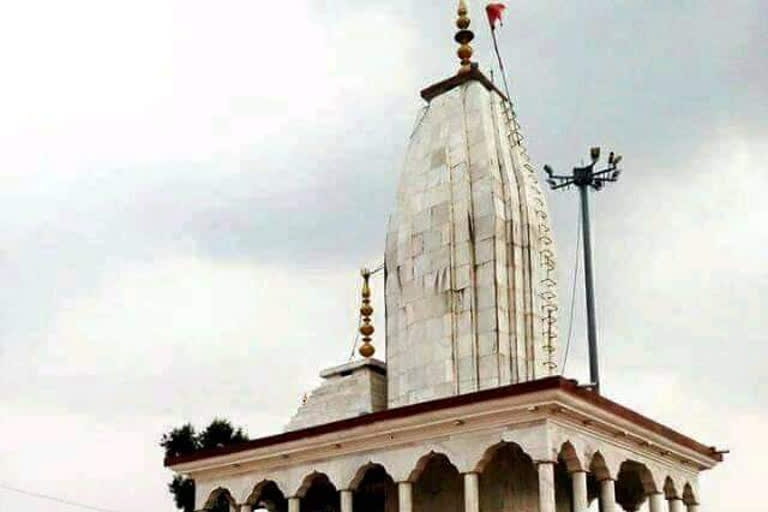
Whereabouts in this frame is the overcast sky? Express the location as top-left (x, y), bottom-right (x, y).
top-left (0, 1), bottom-right (766, 511)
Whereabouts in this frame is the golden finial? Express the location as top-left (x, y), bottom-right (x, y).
top-left (455, 0), bottom-right (475, 74)
top-left (358, 268), bottom-right (375, 358)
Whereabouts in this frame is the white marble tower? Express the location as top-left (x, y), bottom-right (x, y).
top-left (384, 18), bottom-right (558, 408)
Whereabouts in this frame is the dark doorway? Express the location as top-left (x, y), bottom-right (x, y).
top-left (354, 465), bottom-right (398, 512)
top-left (303, 474), bottom-right (340, 512)
top-left (250, 481), bottom-right (287, 512)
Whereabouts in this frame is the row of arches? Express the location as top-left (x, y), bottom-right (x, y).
top-left (202, 442), bottom-right (699, 512)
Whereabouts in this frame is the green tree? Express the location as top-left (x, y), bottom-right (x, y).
top-left (168, 475), bottom-right (196, 512)
top-left (161, 419), bottom-right (249, 512)
top-left (198, 418), bottom-right (248, 450)
top-left (161, 423), bottom-right (199, 459)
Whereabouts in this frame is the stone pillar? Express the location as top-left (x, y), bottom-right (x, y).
top-left (288, 497), bottom-right (300, 512)
top-left (598, 479), bottom-right (616, 512)
top-left (647, 493), bottom-right (665, 512)
top-left (687, 504), bottom-right (699, 512)
top-left (668, 498), bottom-right (685, 512)
top-left (398, 482), bottom-right (413, 512)
top-left (571, 471), bottom-right (588, 512)
top-left (537, 462), bottom-right (556, 512)
top-left (463, 473), bottom-right (480, 512)
top-left (340, 490), bottom-right (353, 512)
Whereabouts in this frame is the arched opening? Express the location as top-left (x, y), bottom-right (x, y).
top-left (412, 453), bottom-right (463, 512)
top-left (204, 488), bottom-right (236, 512)
top-left (247, 481), bottom-right (287, 512)
top-left (663, 477), bottom-right (679, 501)
top-left (301, 473), bottom-right (339, 512)
top-left (588, 452), bottom-right (612, 483)
top-left (478, 442), bottom-right (541, 512)
top-left (583, 472), bottom-right (602, 511)
top-left (557, 441), bottom-right (600, 512)
top-left (352, 464), bottom-right (398, 512)
top-left (588, 452), bottom-right (614, 512)
top-left (683, 483), bottom-right (697, 507)
top-left (554, 458), bottom-right (575, 512)
top-left (616, 462), bottom-right (651, 511)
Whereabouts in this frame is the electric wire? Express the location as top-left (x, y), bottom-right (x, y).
top-left (0, 482), bottom-right (129, 512)
top-left (561, 208), bottom-right (582, 374)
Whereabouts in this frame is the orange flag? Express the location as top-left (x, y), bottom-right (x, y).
top-left (486, 3), bottom-right (506, 29)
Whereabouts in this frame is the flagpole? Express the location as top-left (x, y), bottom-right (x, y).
top-left (490, 25), bottom-right (512, 102)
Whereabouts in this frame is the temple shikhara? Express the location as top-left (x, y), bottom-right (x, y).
top-left (165, 3), bottom-right (723, 511)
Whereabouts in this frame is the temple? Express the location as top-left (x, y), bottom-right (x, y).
top-left (164, 3), bottom-right (722, 511)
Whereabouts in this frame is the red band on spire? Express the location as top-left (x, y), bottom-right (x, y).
top-left (486, 3), bottom-right (506, 29)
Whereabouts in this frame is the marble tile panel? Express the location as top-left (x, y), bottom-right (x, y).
top-left (473, 215), bottom-right (496, 242)
top-left (431, 202), bottom-right (451, 227)
top-left (457, 333), bottom-right (473, 359)
top-left (454, 242), bottom-right (471, 266)
top-left (410, 233), bottom-right (424, 257)
top-left (423, 230), bottom-right (442, 254)
top-left (430, 149), bottom-right (447, 168)
top-left (455, 264), bottom-right (471, 290)
top-left (475, 238), bottom-right (495, 264)
top-left (457, 310), bottom-right (472, 334)
top-left (475, 261), bottom-right (494, 286)
top-left (476, 285), bottom-right (496, 311)
top-left (414, 253), bottom-right (430, 277)
top-left (477, 308), bottom-right (498, 333)
top-left (478, 333), bottom-right (498, 356)
top-left (413, 209), bottom-right (430, 233)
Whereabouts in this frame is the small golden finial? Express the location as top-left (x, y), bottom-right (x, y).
top-left (358, 268), bottom-right (375, 358)
top-left (455, 0), bottom-right (475, 74)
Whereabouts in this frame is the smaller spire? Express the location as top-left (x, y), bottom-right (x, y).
top-left (455, 0), bottom-right (475, 74)
top-left (358, 268), bottom-right (375, 358)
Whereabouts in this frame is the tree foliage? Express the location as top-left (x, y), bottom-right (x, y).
top-left (161, 423), bottom-right (199, 459)
top-left (161, 419), bottom-right (249, 511)
top-left (169, 475), bottom-right (196, 512)
top-left (198, 418), bottom-right (248, 450)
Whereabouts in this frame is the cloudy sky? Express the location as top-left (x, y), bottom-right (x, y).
top-left (0, 1), bottom-right (765, 511)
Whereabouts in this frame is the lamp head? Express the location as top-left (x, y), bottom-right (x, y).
top-left (590, 147), bottom-right (601, 162)
top-left (543, 164), bottom-right (554, 176)
top-left (613, 155), bottom-right (623, 166)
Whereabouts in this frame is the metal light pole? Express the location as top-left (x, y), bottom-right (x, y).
top-left (543, 147), bottom-right (623, 394)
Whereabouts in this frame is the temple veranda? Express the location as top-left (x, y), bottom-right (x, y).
top-left (168, 378), bottom-right (717, 512)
